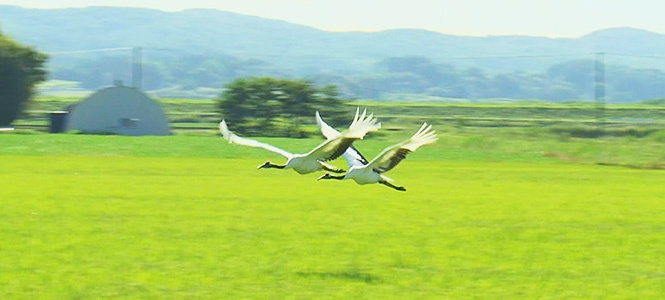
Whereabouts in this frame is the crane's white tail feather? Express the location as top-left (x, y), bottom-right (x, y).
top-left (403, 122), bottom-right (438, 151)
top-left (344, 108), bottom-right (381, 139)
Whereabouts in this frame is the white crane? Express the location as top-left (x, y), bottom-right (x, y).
top-left (219, 108), bottom-right (381, 175)
top-left (316, 112), bottom-right (437, 191)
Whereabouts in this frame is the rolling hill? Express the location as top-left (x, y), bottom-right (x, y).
top-left (3, 6), bottom-right (665, 68)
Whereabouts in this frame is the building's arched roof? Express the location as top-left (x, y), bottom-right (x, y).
top-left (65, 84), bottom-right (170, 136)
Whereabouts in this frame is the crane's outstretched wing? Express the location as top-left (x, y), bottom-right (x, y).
top-left (315, 110), bottom-right (341, 139)
top-left (343, 108), bottom-right (382, 139)
top-left (366, 122), bottom-right (437, 174)
top-left (315, 109), bottom-right (369, 168)
top-left (307, 108), bottom-right (380, 162)
top-left (219, 120), bottom-right (293, 158)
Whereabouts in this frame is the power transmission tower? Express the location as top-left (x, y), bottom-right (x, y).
top-left (595, 52), bottom-right (606, 129)
top-left (132, 47), bottom-right (142, 90)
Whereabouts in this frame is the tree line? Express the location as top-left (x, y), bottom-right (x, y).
top-left (50, 54), bottom-right (665, 102)
top-left (4, 30), bottom-right (665, 135)
top-left (343, 57), bottom-right (665, 102)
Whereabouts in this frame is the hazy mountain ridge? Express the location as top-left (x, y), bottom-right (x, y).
top-left (3, 5), bottom-right (665, 61)
top-left (2, 5), bottom-right (665, 101)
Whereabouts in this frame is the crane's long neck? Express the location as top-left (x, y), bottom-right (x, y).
top-left (259, 161), bottom-right (286, 169)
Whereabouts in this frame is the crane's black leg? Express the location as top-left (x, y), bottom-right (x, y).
top-left (379, 180), bottom-right (406, 191)
top-left (257, 161), bottom-right (286, 169)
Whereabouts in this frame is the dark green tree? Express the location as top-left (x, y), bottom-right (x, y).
top-left (218, 77), bottom-right (346, 137)
top-left (0, 31), bottom-right (48, 126)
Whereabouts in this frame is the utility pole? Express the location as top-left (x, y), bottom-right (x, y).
top-left (132, 46), bottom-right (142, 90)
top-left (594, 52), bottom-right (606, 128)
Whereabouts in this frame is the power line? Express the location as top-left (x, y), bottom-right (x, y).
top-left (439, 53), bottom-right (595, 60)
top-left (605, 52), bottom-right (665, 60)
top-left (44, 47), bottom-right (665, 62)
top-left (46, 47), bottom-right (181, 56)
top-left (46, 47), bottom-right (133, 55)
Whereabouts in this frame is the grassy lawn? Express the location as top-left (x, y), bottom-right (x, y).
top-left (1, 133), bottom-right (664, 298)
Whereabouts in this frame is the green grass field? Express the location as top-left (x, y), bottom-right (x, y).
top-left (1, 132), bottom-right (664, 298)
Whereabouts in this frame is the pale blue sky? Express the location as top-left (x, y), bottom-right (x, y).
top-left (2, 0), bottom-right (664, 37)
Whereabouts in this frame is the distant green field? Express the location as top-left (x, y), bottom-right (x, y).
top-left (1, 133), bottom-right (664, 298)
top-left (20, 96), bottom-right (665, 132)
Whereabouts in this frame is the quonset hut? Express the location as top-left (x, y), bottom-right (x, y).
top-left (64, 82), bottom-right (170, 136)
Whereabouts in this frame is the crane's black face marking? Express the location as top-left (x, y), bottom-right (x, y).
top-left (257, 161), bottom-right (285, 169)
top-left (317, 173), bottom-right (345, 181)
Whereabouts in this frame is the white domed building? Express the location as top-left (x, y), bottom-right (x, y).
top-left (65, 82), bottom-right (170, 136)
